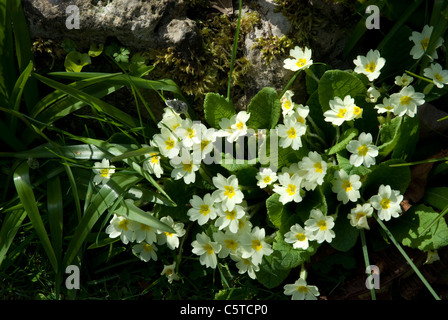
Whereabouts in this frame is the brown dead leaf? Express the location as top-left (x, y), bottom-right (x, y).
top-left (210, 0), bottom-right (233, 15)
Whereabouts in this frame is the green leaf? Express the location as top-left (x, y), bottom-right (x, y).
top-left (336, 153), bottom-right (372, 177)
top-left (203, 92), bottom-right (236, 128)
top-left (47, 176), bottom-right (63, 265)
top-left (330, 213), bottom-right (359, 252)
top-left (318, 70), bottom-right (366, 112)
top-left (88, 44), bottom-right (104, 57)
top-left (391, 115), bottom-right (420, 160)
top-left (0, 208), bottom-right (27, 268)
top-left (246, 87), bottom-right (281, 129)
top-left (64, 51), bottom-right (92, 72)
top-left (0, 0), bottom-right (16, 99)
top-left (13, 161), bottom-right (58, 272)
top-left (327, 127), bottom-right (358, 155)
top-left (266, 194), bottom-right (298, 234)
top-left (378, 116), bottom-right (402, 157)
top-left (423, 187), bottom-right (448, 211)
top-left (390, 204), bottom-right (448, 251)
top-left (306, 91), bottom-right (334, 142)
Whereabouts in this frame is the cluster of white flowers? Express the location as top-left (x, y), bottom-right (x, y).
top-left (189, 173), bottom-right (273, 279)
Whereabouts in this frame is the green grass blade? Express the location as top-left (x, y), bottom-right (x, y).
top-left (0, 0), bottom-right (16, 100)
top-left (9, 60), bottom-right (34, 133)
top-left (47, 176), bottom-right (63, 265)
top-left (13, 161), bottom-right (58, 273)
top-left (0, 208), bottom-right (27, 268)
top-left (63, 163), bottom-right (82, 222)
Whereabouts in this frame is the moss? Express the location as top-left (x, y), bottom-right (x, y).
top-left (252, 35), bottom-right (294, 65)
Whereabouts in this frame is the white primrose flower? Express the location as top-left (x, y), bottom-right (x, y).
top-left (284, 224), bottom-right (312, 250)
top-left (92, 158), bottom-right (116, 185)
top-left (134, 221), bottom-right (158, 244)
top-left (240, 226), bottom-right (273, 266)
top-left (425, 250), bottom-right (440, 265)
top-left (332, 169), bottom-right (362, 204)
top-left (213, 230), bottom-right (241, 259)
top-left (347, 203), bottom-right (374, 230)
top-left (394, 73), bottom-right (414, 87)
top-left (284, 278), bottom-right (320, 300)
top-left (323, 95), bottom-right (362, 126)
top-left (106, 214), bottom-right (138, 245)
top-left (353, 49), bottom-right (386, 81)
top-left (175, 118), bottom-right (201, 149)
top-left (212, 173), bottom-right (244, 211)
top-left (169, 148), bottom-right (200, 184)
top-left (256, 167), bottom-right (278, 188)
top-left (291, 104), bottom-right (310, 125)
top-left (304, 209), bottom-right (335, 244)
top-left (158, 107), bottom-right (183, 132)
top-left (230, 254), bottom-right (260, 280)
top-left (280, 90), bottom-right (296, 116)
top-left (187, 193), bottom-right (218, 226)
top-left (235, 215), bottom-right (253, 236)
top-left (423, 63), bottom-right (448, 88)
top-left (283, 46), bottom-right (313, 71)
top-left (132, 242), bottom-right (158, 262)
top-left (409, 25), bottom-right (443, 60)
top-left (369, 184), bottom-right (403, 221)
top-left (346, 132), bottom-right (379, 168)
top-left (152, 127), bottom-right (180, 159)
top-left (157, 216), bottom-right (186, 250)
top-left (272, 172), bottom-right (303, 205)
top-left (215, 203), bottom-right (246, 234)
top-left (192, 123), bottom-right (217, 160)
top-left (276, 117), bottom-right (306, 150)
top-left (191, 232), bottom-right (222, 269)
top-left (366, 86), bottom-right (381, 103)
top-left (390, 85), bottom-right (425, 117)
top-left (298, 151), bottom-right (327, 191)
top-left (161, 262), bottom-right (180, 283)
top-left (374, 97), bottom-right (396, 114)
top-left (229, 111), bottom-right (251, 142)
top-left (143, 152), bottom-right (163, 178)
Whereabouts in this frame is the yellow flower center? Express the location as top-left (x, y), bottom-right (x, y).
top-left (365, 61), bottom-right (376, 73)
top-left (204, 243), bottom-right (214, 255)
top-left (420, 37), bottom-right (429, 50)
top-left (356, 211), bottom-right (366, 221)
top-left (380, 198), bottom-right (391, 209)
top-left (199, 204), bottom-right (210, 216)
top-left (149, 152), bottom-right (159, 164)
top-left (165, 232), bottom-right (174, 237)
top-left (434, 73), bottom-right (444, 82)
top-left (165, 137), bottom-right (175, 150)
top-left (224, 239), bottom-right (238, 251)
top-left (400, 95), bottom-right (413, 105)
top-left (118, 219), bottom-right (129, 231)
top-left (287, 127), bottom-right (297, 139)
top-left (224, 185), bottom-right (236, 199)
top-left (296, 58), bottom-right (307, 68)
top-left (296, 233), bottom-right (306, 241)
top-left (286, 184), bottom-right (296, 196)
top-left (342, 180), bottom-right (352, 192)
top-left (236, 121), bottom-right (245, 130)
top-left (186, 128), bottom-right (195, 139)
top-left (263, 176), bottom-right (272, 184)
top-left (142, 243), bottom-right (153, 253)
top-left (353, 106), bottom-right (363, 118)
top-left (314, 162), bottom-right (323, 173)
top-left (317, 220), bottom-right (327, 231)
top-left (357, 144), bottom-right (369, 156)
top-left (337, 108), bottom-right (347, 118)
top-left (251, 240), bottom-right (263, 251)
top-left (296, 286), bottom-right (309, 293)
top-left (140, 224), bottom-right (151, 231)
top-left (225, 209), bottom-right (237, 220)
top-left (283, 100), bottom-right (292, 110)
top-left (183, 163), bottom-right (193, 172)
top-left (242, 258), bottom-right (252, 266)
top-left (201, 139), bottom-right (210, 151)
top-left (172, 123), bottom-right (180, 130)
top-left (165, 268), bottom-right (173, 276)
top-left (100, 168), bottom-right (109, 178)
top-left (297, 116), bottom-right (305, 124)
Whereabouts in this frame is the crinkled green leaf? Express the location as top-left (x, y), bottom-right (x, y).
top-left (378, 116), bottom-right (402, 157)
top-left (327, 127), bottom-right (358, 155)
top-left (204, 92), bottom-right (236, 128)
top-left (64, 51), bottom-right (91, 72)
top-left (246, 87), bottom-right (281, 129)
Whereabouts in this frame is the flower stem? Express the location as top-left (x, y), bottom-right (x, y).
top-left (373, 212), bottom-right (441, 300)
top-left (359, 229), bottom-right (376, 300)
top-left (226, 0), bottom-right (243, 102)
top-left (280, 69), bottom-right (301, 98)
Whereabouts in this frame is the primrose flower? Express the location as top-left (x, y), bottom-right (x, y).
top-left (297, 151), bottom-right (327, 191)
top-left (134, 221), bottom-right (158, 244)
top-left (192, 124), bottom-right (217, 160)
top-left (284, 278), bottom-right (320, 300)
top-left (305, 209), bottom-right (335, 244)
top-left (353, 49), bottom-right (386, 81)
top-left (169, 149), bottom-right (199, 185)
top-left (283, 46), bottom-right (313, 71)
top-left (324, 95), bottom-right (362, 126)
top-left (256, 167), bottom-right (278, 188)
top-left (191, 232), bottom-right (222, 269)
top-left (425, 251), bottom-right (440, 265)
top-left (409, 25), bottom-right (443, 60)
top-left (212, 173), bottom-right (244, 211)
top-left (152, 127), bottom-right (180, 159)
top-left (280, 90), bottom-right (296, 116)
top-left (347, 203), bottom-right (374, 230)
top-left (230, 254), bottom-right (260, 279)
top-left (423, 63), bottom-right (448, 88)
top-left (366, 86), bottom-right (381, 103)
top-left (176, 118), bottom-right (201, 149)
top-left (132, 242), bottom-right (158, 262)
top-left (213, 230), bottom-right (241, 259)
top-left (157, 216), bottom-right (186, 250)
top-left (346, 132), bottom-right (379, 168)
top-left (390, 85), bottom-right (425, 117)
top-left (276, 117), bottom-right (306, 150)
top-left (284, 224), bottom-right (311, 250)
top-left (229, 111), bottom-right (251, 142)
top-left (369, 184), bottom-right (403, 221)
top-left (187, 193), bottom-right (218, 226)
top-left (395, 73), bottom-right (414, 87)
top-left (215, 203), bottom-right (246, 234)
top-left (374, 97), bottom-right (396, 114)
top-left (106, 214), bottom-right (138, 245)
top-left (291, 104), bottom-right (309, 125)
top-left (240, 226), bottom-right (273, 266)
top-left (158, 107), bottom-right (183, 132)
top-left (92, 158), bottom-right (116, 185)
top-left (332, 170), bottom-right (362, 204)
top-left (143, 152), bottom-right (163, 178)
top-left (161, 262), bottom-right (180, 283)
top-left (273, 172), bottom-right (303, 204)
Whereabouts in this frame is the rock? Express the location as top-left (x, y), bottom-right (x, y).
top-left (21, 0), bottom-right (199, 52)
